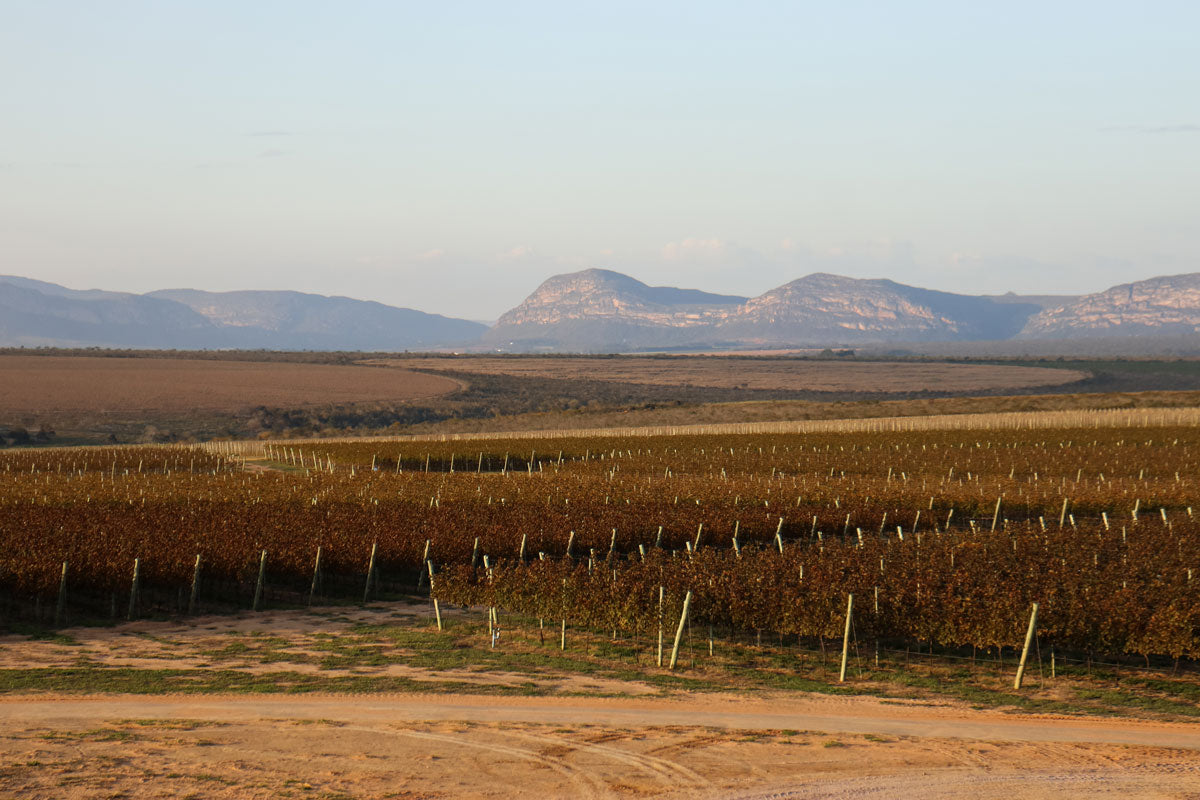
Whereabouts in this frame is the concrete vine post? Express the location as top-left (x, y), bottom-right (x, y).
top-left (252, 549), bottom-right (267, 612)
top-left (668, 590), bottom-right (692, 670)
top-left (127, 558), bottom-right (140, 621)
top-left (188, 554), bottom-right (201, 615)
top-left (363, 541), bottom-right (378, 604)
top-left (54, 561), bottom-right (68, 627)
top-left (656, 586), bottom-right (665, 667)
top-left (1014, 602), bottom-right (1040, 690)
top-left (839, 593), bottom-right (854, 683)
top-left (308, 546), bottom-right (323, 605)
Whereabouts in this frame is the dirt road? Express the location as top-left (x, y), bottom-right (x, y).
top-left (3, 692), bottom-right (1198, 799)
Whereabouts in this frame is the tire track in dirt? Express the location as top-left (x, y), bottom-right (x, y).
top-left (368, 727), bottom-right (614, 799)
top-left (506, 730), bottom-right (714, 793)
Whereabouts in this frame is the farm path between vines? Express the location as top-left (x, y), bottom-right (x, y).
top-left (4, 691), bottom-right (1200, 798)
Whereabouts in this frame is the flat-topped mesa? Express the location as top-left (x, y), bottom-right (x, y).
top-left (718, 273), bottom-right (1039, 345)
top-left (1020, 273), bottom-right (1200, 339)
top-left (484, 268), bottom-right (747, 351)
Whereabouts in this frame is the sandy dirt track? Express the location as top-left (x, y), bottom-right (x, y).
top-left (3, 693), bottom-right (1199, 799)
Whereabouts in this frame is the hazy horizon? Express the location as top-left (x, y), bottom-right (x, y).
top-left (3, 1), bottom-right (1197, 319)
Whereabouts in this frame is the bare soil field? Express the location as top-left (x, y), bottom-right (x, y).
top-left (369, 355), bottom-right (1089, 394)
top-left (0, 356), bottom-right (461, 417)
top-left (3, 608), bottom-right (1199, 799)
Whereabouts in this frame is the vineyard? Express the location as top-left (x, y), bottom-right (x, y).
top-left (2, 413), bottom-right (1199, 670)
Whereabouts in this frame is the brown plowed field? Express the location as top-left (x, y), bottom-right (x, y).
top-left (0, 356), bottom-right (461, 415)
top-left (368, 356), bottom-right (1088, 393)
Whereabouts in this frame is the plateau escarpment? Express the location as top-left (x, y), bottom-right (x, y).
top-left (486, 269), bottom-right (1042, 351)
top-left (1020, 273), bottom-right (1200, 339)
top-left (483, 269), bottom-right (747, 351)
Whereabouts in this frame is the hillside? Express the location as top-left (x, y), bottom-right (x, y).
top-left (1021, 273), bottom-right (1200, 338)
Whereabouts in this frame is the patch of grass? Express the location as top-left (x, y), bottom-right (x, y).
top-left (41, 728), bottom-right (139, 742)
top-left (113, 719), bottom-right (227, 730)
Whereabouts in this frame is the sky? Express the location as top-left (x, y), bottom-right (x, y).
top-left (2, 1), bottom-right (1198, 320)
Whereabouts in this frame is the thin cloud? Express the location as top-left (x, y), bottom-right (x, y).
top-left (1099, 124), bottom-right (1200, 134)
top-left (249, 130), bottom-right (292, 137)
top-left (661, 238), bottom-right (725, 261)
top-left (499, 245), bottom-right (536, 260)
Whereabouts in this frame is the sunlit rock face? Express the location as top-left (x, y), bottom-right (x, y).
top-left (1021, 274), bottom-right (1200, 338)
top-left (717, 273), bottom-right (1038, 345)
top-left (483, 269), bottom-right (747, 351)
top-left (486, 269), bottom-right (1040, 351)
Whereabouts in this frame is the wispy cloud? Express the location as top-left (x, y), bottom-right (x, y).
top-left (1099, 124), bottom-right (1200, 134)
top-left (661, 237), bottom-right (725, 261)
top-left (499, 244), bottom-right (536, 261)
top-left (249, 130), bottom-right (292, 137)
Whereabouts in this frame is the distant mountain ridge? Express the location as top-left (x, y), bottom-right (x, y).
top-left (484, 269), bottom-right (746, 350)
top-left (1019, 273), bottom-right (1200, 339)
top-left (0, 277), bottom-right (486, 350)
top-left (487, 269), bottom-right (1046, 351)
top-left (4, 269), bottom-right (1200, 353)
top-left (717, 273), bottom-right (1038, 345)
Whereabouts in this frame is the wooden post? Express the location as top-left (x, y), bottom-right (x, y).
top-left (308, 546), bottom-right (322, 605)
top-left (1059, 498), bottom-right (1068, 528)
top-left (188, 554), bottom-right (201, 615)
top-left (560, 618), bottom-right (567, 651)
top-left (1013, 602), bottom-right (1039, 690)
top-left (416, 540), bottom-right (431, 590)
top-left (54, 561), bottom-right (68, 627)
top-left (252, 549), bottom-right (267, 612)
top-left (127, 558), bottom-right (140, 621)
top-left (668, 590), bottom-right (692, 670)
top-left (839, 593), bottom-right (854, 682)
top-left (519, 533), bottom-right (527, 563)
top-left (363, 542), bottom-right (378, 604)
top-left (991, 496), bottom-right (1002, 532)
top-left (656, 586), bottom-right (664, 667)
top-left (427, 561), bottom-right (442, 630)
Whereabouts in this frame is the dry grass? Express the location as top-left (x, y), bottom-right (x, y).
top-left (367, 355), bottom-right (1088, 393)
top-left (276, 389), bottom-right (1200, 439)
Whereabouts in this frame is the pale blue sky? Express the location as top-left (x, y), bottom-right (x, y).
top-left (2, 1), bottom-right (1197, 319)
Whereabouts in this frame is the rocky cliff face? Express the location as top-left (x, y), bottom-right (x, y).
top-left (486, 269), bottom-right (1041, 350)
top-left (717, 273), bottom-right (1038, 344)
top-left (484, 269), bottom-right (746, 350)
top-left (1020, 273), bottom-right (1200, 338)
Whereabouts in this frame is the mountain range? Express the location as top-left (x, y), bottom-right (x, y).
top-left (0, 276), bottom-right (486, 350)
top-left (4, 270), bottom-right (1200, 353)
